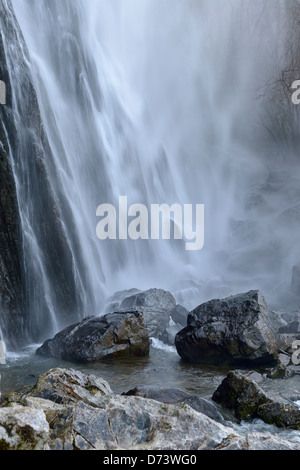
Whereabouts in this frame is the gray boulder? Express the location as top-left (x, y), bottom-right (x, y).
top-left (0, 404), bottom-right (49, 450)
top-left (104, 289), bottom-right (140, 313)
top-left (170, 304), bottom-right (188, 327)
top-left (105, 288), bottom-right (178, 342)
top-left (27, 368), bottom-right (113, 406)
top-left (212, 370), bottom-right (300, 430)
top-left (124, 385), bottom-right (225, 424)
top-left (212, 370), bottom-right (271, 421)
top-left (175, 290), bottom-right (279, 366)
top-left (36, 311), bottom-right (149, 362)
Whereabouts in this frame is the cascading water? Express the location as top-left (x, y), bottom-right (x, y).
top-left (1, 0), bottom-right (300, 346)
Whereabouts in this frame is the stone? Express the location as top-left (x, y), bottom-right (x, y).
top-left (212, 370), bottom-right (300, 430)
top-left (0, 404), bottom-right (49, 450)
top-left (50, 396), bottom-right (233, 450)
top-left (215, 432), bottom-right (300, 450)
top-left (27, 368), bottom-right (113, 406)
top-left (105, 288), bottom-right (177, 340)
top-left (124, 385), bottom-right (225, 424)
top-left (175, 290), bottom-right (279, 366)
top-left (104, 289), bottom-right (140, 314)
top-left (36, 311), bottom-right (150, 362)
top-left (170, 304), bottom-right (188, 327)
top-left (212, 370), bottom-right (270, 421)
top-left (258, 401), bottom-right (300, 429)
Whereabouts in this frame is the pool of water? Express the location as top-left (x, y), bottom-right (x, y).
top-left (0, 340), bottom-right (229, 398)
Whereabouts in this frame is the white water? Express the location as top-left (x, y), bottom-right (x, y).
top-left (8, 0), bottom-right (300, 339)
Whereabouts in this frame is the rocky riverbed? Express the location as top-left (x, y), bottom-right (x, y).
top-left (0, 288), bottom-right (299, 450)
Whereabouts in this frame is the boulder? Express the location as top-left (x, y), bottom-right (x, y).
top-left (123, 385), bottom-right (225, 424)
top-left (212, 370), bottom-right (300, 430)
top-left (104, 289), bottom-right (140, 313)
top-left (27, 368), bottom-right (113, 406)
top-left (212, 370), bottom-right (270, 421)
top-left (36, 311), bottom-right (149, 362)
top-left (175, 290), bottom-right (279, 366)
top-left (279, 321), bottom-right (300, 334)
top-left (258, 401), bottom-right (300, 429)
top-left (105, 288), bottom-right (177, 341)
top-left (170, 304), bottom-right (189, 327)
top-left (0, 404), bottom-right (49, 450)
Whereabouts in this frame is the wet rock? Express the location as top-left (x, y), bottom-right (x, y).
top-left (266, 353), bottom-right (294, 379)
top-left (170, 304), bottom-right (188, 327)
top-left (175, 290), bottom-right (279, 366)
top-left (0, 404), bottom-right (49, 450)
top-left (36, 311), bottom-right (150, 362)
top-left (212, 370), bottom-right (300, 430)
top-left (258, 401), bottom-right (300, 430)
top-left (53, 397), bottom-right (229, 450)
top-left (245, 432), bottom-right (300, 450)
top-left (0, 0), bottom-right (89, 347)
top-left (212, 370), bottom-right (270, 421)
top-left (124, 385), bottom-right (225, 424)
top-left (104, 289), bottom-right (140, 313)
top-left (266, 364), bottom-right (294, 379)
top-left (216, 432), bottom-right (300, 450)
top-left (27, 368), bottom-right (113, 406)
top-left (0, 2), bottom-right (27, 348)
top-left (279, 321), bottom-right (300, 334)
top-left (105, 288), bottom-right (177, 342)
top-left (278, 333), bottom-right (300, 355)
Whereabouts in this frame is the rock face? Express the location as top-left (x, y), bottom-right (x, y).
top-left (1, 368), bottom-right (300, 450)
top-left (124, 385), bottom-right (225, 424)
top-left (212, 370), bottom-right (300, 430)
top-left (27, 368), bottom-right (113, 406)
top-left (36, 312), bottom-right (150, 362)
top-left (0, 0), bottom-right (89, 347)
top-left (0, 404), bottom-right (49, 450)
top-left (175, 290), bottom-right (279, 366)
top-left (105, 288), bottom-right (184, 343)
top-left (0, 0), bottom-right (27, 348)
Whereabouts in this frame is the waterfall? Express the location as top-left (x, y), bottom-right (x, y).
top-left (1, 0), bottom-right (299, 345)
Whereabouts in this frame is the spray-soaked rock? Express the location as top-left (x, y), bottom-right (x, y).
top-left (0, 404), bottom-right (49, 450)
top-left (27, 368), bottom-right (113, 406)
top-left (105, 288), bottom-right (178, 342)
top-left (212, 370), bottom-right (300, 430)
top-left (175, 290), bottom-right (279, 366)
top-left (212, 370), bottom-right (271, 421)
top-left (36, 311), bottom-right (150, 362)
top-left (123, 385), bottom-right (225, 424)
